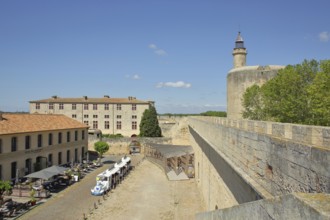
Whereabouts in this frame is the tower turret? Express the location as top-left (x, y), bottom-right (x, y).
top-left (232, 32), bottom-right (247, 68)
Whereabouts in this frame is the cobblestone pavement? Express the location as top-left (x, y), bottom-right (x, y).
top-left (17, 154), bottom-right (204, 220)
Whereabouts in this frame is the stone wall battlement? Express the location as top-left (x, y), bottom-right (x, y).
top-left (192, 116), bottom-right (330, 149)
top-left (188, 116), bottom-right (330, 202)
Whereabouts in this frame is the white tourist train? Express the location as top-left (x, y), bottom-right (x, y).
top-left (91, 156), bottom-right (131, 196)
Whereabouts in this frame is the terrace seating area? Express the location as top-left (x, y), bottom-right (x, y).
top-left (0, 159), bottom-right (104, 219)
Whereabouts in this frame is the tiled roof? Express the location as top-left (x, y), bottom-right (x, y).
top-left (30, 96), bottom-right (152, 104)
top-left (0, 114), bottom-right (89, 135)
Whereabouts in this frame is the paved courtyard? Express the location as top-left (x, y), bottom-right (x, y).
top-left (17, 155), bottom-right (204, 220)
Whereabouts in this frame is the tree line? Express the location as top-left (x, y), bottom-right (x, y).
top-left (242, 59), bottom-right (330, 126)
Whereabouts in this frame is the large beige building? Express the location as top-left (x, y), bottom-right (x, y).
top-left (29, 96), bottom-right (153, 137)
top-left (0, 113), bottom-right (88, 181)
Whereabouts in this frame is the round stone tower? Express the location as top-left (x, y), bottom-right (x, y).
top-left (227, 32), bottom-right (285, 119)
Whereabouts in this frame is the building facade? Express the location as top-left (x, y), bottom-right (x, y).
top-left (227, 32), bottom-right (285, 119)
top-left (29, 96), bottom-right (153, 136)
top-left (0, 113), bottom-right (88, 181)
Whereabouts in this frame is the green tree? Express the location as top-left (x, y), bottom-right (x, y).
top-left (94, 141), bottom-right (110, 158)
top-left (139, 106), bottom-right (162, 137)
top-left (242, 85), bottom-right (265, 120)
top-left (0, 180), bottom-right (12, 202)
top-left (200, 111), bottom-right (227, 117)
top-left (242, 59), bottom-right (330, 126)
top-left (307, 60), bottom-right (330, 126)
top-left (262, 65), bottom-right (310, 123)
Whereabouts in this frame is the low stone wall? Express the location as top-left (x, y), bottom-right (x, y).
top-left (88, 137), bottom-right (172, 155)
top-left (188, 116), bottom-right (330, 209)
top-left (196, 193), bottom-right (330, 220)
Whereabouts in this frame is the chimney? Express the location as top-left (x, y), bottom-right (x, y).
top-left (83, 96), bottom-right (88, 100)
top-left (104, 95), bottom-right (110, 98)
top-left (52, 95), bottom-right (57, 99)
top-left (0, 113), bottom-right (2, 121)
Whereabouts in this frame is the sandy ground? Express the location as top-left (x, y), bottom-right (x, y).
top-left (90, 159), bottom-right (205, 220)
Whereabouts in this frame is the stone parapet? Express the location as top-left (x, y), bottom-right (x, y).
top-left (196, 193), bottom-right (330, 220)
top-left (188, 116), bottom-right (330, 199)
top-left (192, 116), bottom-right (330, 149)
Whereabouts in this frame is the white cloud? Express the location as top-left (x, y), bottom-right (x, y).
top-left (148, 43), bottom-right (167, 56)
top-left (319, 31), bottom-right (329, 42)
top-left (125, 74), bottom-right (141, 80)
top-left (155, 49), bottom-right (167, 56)
top-left (156, 81), bottom-right (191, 88)
top-left (149, 44), bottom-right (157, 49)
top-left (132, 74), bottom-right (140, 80)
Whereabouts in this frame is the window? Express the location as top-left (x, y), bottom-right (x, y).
top-left (93, 121), bottom-right (98, 129)
top-left (59, 103), bottom-right (64, 110)
top-left (105, 115), bottom-right (109, 119)
top-left (72, 104), bottom-right (76, 110)
top-left (74, 148), bottom-right (78, 163)
top-left (82, 147), bottom-right (85, 160)
top-left (67, 131), bottom-right (70, 142)
top-left (38, 134), bottom-right (42, 147)
top-left (48, 154), bottom-right (53, 166)
top-left (66, 150), bottom-right (70, 163)
top-left (116, 104), bottom-right (121, 110)
top-left (105, 121), bottom-right (110, 129)
top-left (48, 133), bottom-right (53, 145)
top-left (132, 104), bottom-right (137, 111)
top-left (0, 139), bottom-right (2, 153)
top-left (25, 159), bottom-right (32, 175)
top-left (93, 115), bottom-right (98, 119)
top-left (58, 152), bottom-right (62, 165)
top-left (25, 136), bottom-right (31, 149)
top-left (84, 121), bottom-right (89, 126)
top-left (116, 121), bottom-right (122, 130)
top-left (84, 114), bottom-right (89, 118)
top-left (75, 130), bottom-right (78, 141)
top-left (104, 104), bottom-right (109, 110)
top-left (71, 114), bottom-right (76, 118)
top-left (117, 115), bottom-right (121, 119)
top-left (132, 115), bottom-right (137, 119)
top-left (82, 130), bottom-right (85, 140)
top-left (132, 121), bottom-right (137, 130)
top-left (84, 104), bottom-right (89, 110)
top-left (49, 103), bottom-right (54, 110)
top-left (93, 104), bottom-right (98, 110)
top-left (36, 103), bottom-right (40, 110)
top-left (11, 162), bottom-right (17, 179)
top-left (58, 132), bottom-right (62, 144)
top-left (11, 137), bottom-right (17, 152)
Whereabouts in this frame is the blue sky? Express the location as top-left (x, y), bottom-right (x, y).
top-left (0, 0), bottom-right (329, 114)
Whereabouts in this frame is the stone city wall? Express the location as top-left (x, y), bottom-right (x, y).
top-left (188, 116), bottom-right (330, 210)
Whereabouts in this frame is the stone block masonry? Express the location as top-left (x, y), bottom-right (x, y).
top-left (188, 116), bottom-right (330, 210)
